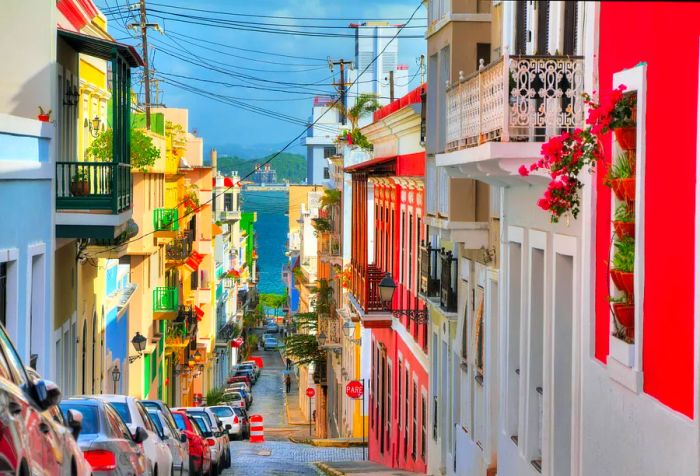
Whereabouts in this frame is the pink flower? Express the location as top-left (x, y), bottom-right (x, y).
top-left (518, 164), bottom-right (530, 176)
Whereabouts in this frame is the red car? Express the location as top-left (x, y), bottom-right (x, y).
top-left (227, 375), bottom-right (251, 386)
top-left (172, 410), bottom-right (212, 476)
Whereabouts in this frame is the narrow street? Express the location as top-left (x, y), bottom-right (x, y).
top-left (224, 348), bottom-right (362, 475)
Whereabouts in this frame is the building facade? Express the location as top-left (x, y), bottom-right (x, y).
top-left (304, 96), bottom-right (342, 186)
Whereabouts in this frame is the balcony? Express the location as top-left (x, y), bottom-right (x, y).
top-left (440, 250), bottom-right (458, 313)
top-left (319, 234), bottom-right (342, 264)
top-left (348, 263), bottom-right (392, 328)
top-left (419, 243), bottom-right (440, 300)
top-left (153, 287), bottom-right (178, 314)
top-left (154, 208), bottom-right (179, 232)
top-left (439, 54), bottom-right (584, 180)
top-left (55, 29), bottom-right (142, 240)
top-left (166, 231), bottom-right (194, 263)
top-left (215, 209), bottom-right (241, 223)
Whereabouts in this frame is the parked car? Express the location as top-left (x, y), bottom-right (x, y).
top-left (147, 408), bottom-right (190, 476)
top-left (208, 405), bottom-right (243, 440)
top-left (25, 366), bottom-right (91, 476)
top-left (98, 395), bottom-right (173, 476)
top-left (188, 414), bottom-right (222, 475)
top-left (228, 384), bottom-right (252, 406)
top-left (264, 337), bottom-right (278, 350)
top-left (236, 363), bottom-right (257, 377)
top-left (172, 410), bottom-right (211, 476)
top-left (265, 321), bottom-right (278, 333)
top-left (233, 406), bottom-right (250, 439)
top-left (60, 397), bottom-right (149, 475)
top-left (177, 407), bottom-right (230, 472)
top-left (227, 375), bottom-right (252, 387)
top-left (234, 368), bottom-right (257, 384)
top-left (142, 399), bottom-right (183, 437)
top-left (221, 390), bottom-right (246, 409)
top-left (241, 360), bottom-right (261, 378)
top-left (227, 381), bottom-right (251, 395)
top-left (0, 322), bottom-right (66, 475)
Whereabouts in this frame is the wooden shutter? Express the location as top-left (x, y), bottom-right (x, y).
top-left (515, 1), bottom-right (528, 55)
top-left (563, 1), bottom-right (579, 55)
top-left (536, 1), bottom-right (550, 55)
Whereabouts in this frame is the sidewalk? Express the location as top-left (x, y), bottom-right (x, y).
top-left (315, 461), bottom-right (424, 476)
top-left (281, 353), bottom-right (312, 427)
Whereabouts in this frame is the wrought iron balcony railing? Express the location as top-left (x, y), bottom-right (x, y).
top-left (56, 161), bottom-right (131, 213)
top-left (439, 250), bottom-right (458, 313)
top-left (153, 208), bottom-right (179, 232)
top-left (166, 230), bottom-right (194, 261)
top-left (351, 263), bottom-right (386, 313)
top-left (445, 54), bottom-right (584, 151)
top-left (419, 242), bottom-right (440, 299)
top-left (153, 286), bottom-right (178, 312)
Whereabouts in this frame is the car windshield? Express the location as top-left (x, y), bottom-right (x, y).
top-left (110, 401), bottom-right (132, 423)
top-left (147, 411), bottom-right (165, 436)
top-left (59, 403), bottom-right (99, 434)
top-left (173, 413), bottom-right (187, 431)
top-left (210, 407), bottom-right (234, 417)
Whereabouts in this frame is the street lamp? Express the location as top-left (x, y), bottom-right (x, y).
top-left (86, 115), bottom-right (102, 137)
top-left (111, 365), bottom-right (121, 394)
top-left (317, 331), bottom-right (327, 347)
top-left (129, 332), bottom-right (148, 363)
top-left (342, 321), bottom-right (361, 345)
top-left (378, 273), bottom-right (429, 324)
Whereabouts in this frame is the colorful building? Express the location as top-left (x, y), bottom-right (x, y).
top-left (346, 85), bottom-right (428, 473)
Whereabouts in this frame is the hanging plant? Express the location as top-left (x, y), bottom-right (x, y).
top-left (519, 85), bottom-right (634, 223)
top-left (86, 128), bottom-right (160, 172)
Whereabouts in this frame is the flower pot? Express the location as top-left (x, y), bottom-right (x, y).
top-left (612, 302), bottom-right (635, 328)
top-left (613, 221), bottom-right (635, 239)
top-left (614, 127), bottom-right (636, 151)
top-left (70, 180), bottom-right (90, 197)
top-left (611, 178), bottom-right (636, 202)
top-left (37, 114), bottom-right (50, 122)
top-left (610, 269), bottom-right (634, 296)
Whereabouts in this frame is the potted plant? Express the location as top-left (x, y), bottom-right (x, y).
top-left (612, 203), bottom-right (635, 239)
top-left (70, 169), bottom-right (90, 196)
top-left (610, 236), bottom-right (634, 297)
top-left (605, 153), bottom-right (635, 202)
top-left (37, 107), bottom-right (51, 122)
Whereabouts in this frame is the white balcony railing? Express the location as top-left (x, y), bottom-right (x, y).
top-left (445, 55), bottom-right (584, 151)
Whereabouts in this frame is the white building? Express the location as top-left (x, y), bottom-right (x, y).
top-left (303, 96), bottom-right (342, 186)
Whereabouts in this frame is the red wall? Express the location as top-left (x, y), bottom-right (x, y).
top-left (595, 2), bottom-right (698, 417)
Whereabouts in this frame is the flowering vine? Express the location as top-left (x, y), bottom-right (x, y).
top-left (519, 85), bottom-right (634, 223)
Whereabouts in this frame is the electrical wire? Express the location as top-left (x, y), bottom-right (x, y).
top-left (89, 1), bottom-right (424, 257)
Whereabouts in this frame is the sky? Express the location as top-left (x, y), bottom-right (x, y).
top-left (97, 0), bottom-right (426, 157)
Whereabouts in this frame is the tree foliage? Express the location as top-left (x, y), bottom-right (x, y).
top-left (206, 387), bottom-right (225, 406)
top-left (85, 128), bottom-right (160, 172)
top-left (284, 280), bottom-right (333, 367)
top-left (334, 93), bottom-right (381, 131)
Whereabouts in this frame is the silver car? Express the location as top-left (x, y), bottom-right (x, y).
top-left (147, 408), bottom-right (190, 476)
top-left (59, 398), bottom-right (149, 475)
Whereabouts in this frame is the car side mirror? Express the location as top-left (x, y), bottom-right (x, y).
top-left (180, 433), bottom-right (188, 443)
top-left (67, 409), bottom-right (83, 440)
top-left (133, 426), bottom-right (149, 444)
top-left (34, 379), bottom-right (62, 410)
top-left (225, 424), bottom-right (232, 430)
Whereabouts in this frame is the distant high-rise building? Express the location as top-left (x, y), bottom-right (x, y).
top-left (303, 96), bottom-right (342, 185)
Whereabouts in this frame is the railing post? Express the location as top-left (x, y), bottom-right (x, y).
top-left (501, 52), bottom-right (511, 142)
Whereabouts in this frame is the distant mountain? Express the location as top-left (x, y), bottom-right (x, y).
top-left (210, 142), bottom-right (305, 160)
top-left (217, 153), bottom-right (307, 183)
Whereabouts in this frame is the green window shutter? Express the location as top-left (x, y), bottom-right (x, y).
top-left (144, 353), bottom-right (151, 396)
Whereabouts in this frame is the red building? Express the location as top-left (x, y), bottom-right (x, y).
top-left (347, 86), bottom-right (429, 472)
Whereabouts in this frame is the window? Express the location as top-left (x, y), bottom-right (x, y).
top-left (421, 393), bottom-right (427, 460)
top-left (401, 211), bottom-right (406, 282)
top-left (408, 215), bottom-right (413, 292)
top-left (0, 326), bottom-right (28, 386)
top-left (323, 146), bottom-right (335, 159)
top-left (323, 167), bottom-right (330, 179)
top-left (61, 404), bottom-right (99, 434)
top-left (224, 193), bottom-right (233, 211)
top-left (105, 404), bottom-right (132, 440)
top-left (387, 361), bottom-right (392, 452)
top-left (404, 368), bottom-right (409, 458)
top-left (412, 381), bottom-right (417, 459)
top-left (0, 263), bottom-right (6, 326)
top-left (476, 43), bottom-right (491, 68)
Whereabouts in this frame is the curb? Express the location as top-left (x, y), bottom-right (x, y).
top-left (314, 462), bottom-right (343, 476)
top-left (310, 439), bottom-right (367, 448)
top-left (288, 436), bottom-right (313, 444)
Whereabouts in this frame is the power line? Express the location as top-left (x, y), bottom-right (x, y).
top-left (90, 1), bottom-right (423, 257)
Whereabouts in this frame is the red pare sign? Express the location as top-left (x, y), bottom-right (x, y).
top-left (305, 387), bottom-right (316, 398)
top-left (345, 380), bottom-right (364, 399)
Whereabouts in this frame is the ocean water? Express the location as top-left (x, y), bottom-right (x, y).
top-left (240, 190), bottom-right (288, 295)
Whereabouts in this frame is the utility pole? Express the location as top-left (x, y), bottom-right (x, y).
top-left (129, 1), bottom-right (161, 129)
top-left (389, 70), bottom-right (395, 102)
top-left (139, 0), bottom-right (151, 129)
top-left (328, 58), bottom-right (353, 125)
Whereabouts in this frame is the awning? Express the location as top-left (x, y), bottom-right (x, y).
top-left (194, 305), bottom-right (205, 321)
top-left (230, 337), bottom-right (244, 348)
top-left (58, 28), bottom-right (143, 67)
top-left (344, 151), bottom-right (425, 177)
top-left (185, 251), bottom-right (204, 271)
top-left (212, 223), bottom-right (223, 236)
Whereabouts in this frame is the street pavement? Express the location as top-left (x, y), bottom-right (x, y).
top-left (223, 347), bottom-right (363, 475)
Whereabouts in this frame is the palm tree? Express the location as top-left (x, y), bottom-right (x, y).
top-left (335, 93), bottom-right (381, 131)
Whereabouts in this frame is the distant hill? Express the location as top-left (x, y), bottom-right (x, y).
top-left (217, 152), bottom-right (307, 183)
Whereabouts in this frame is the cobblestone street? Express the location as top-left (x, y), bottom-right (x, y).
top-left (223, 348), bottom-right (363, 475)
